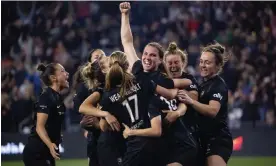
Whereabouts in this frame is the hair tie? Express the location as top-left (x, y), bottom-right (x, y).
top-left (113, 61), bottom-right (124, 68)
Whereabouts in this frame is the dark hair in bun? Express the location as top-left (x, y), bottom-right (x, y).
top-left (37, 63), bottom-right (58, 86)
top-left (167, 42), bottom-right (178, 53)
top-left (164, 41), bottom-right (188, 68)
top-left (37, 63), bottom-right (47, 72)
top-left (201, 41), bottom-right (231, 73)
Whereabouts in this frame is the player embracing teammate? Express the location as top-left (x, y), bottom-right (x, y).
top-left (77, 2), bottom-right (233, 166)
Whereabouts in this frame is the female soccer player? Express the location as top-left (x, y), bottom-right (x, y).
top-left (23, 63), bottom-right (69, 166)
top-left (80, 54), bottom-right (126, 166)
top-left (120, 3), bottom-right (193, 165)
top-left (162, 42), bottom-right (200, 166)
top-left (178, 43), bottom-right (233, 166)
top-left (79, 51), bottom-right (185, 166)
top-left (120, 2), bottom-right (192, 89)
top-left (74, 49), bottom-right (106, 166)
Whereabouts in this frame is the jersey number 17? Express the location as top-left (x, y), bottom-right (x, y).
top-left (122, 94), bottom-right (139, 123)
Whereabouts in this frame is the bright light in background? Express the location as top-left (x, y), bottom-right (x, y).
top-left (1, 142), bottom-right (65, 155)
top-left (233, 136), bottom-right (243, 151)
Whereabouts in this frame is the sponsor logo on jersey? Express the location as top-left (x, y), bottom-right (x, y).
top-left (190, 84), bottom-right (197, 89)
top-left (213, 93), bottom-right (223, 100)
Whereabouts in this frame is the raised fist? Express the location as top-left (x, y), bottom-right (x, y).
top-left (120, 2), bottom-right (131, 14)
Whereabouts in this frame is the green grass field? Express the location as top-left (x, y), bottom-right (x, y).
top-left (2, 157), bottom-right (276, 166)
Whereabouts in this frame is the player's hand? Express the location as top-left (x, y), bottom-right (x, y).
top-left (162, 110), bottom-right (179, 124)
top-left (120, 2), bottom-right (131, 14)
top-left (48, 143), bottom-right (60, 160)
top-left (122, 123), bottom-right (131, 139)
top-left (99, 119), bottom-right (111, 132)
top-left (84, 130), bottom-right (88, 138)
top-left (105, 113), bottom-right (120, 131)
top-left (177, 90), bottom-right (194, 105)
top-left (80, 115), bottom-right (98, 127)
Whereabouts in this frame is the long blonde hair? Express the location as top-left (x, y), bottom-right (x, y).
top-left (80, 61), bottom-right (105, 89)
top-left (105, 51), bottom-right (134, 99)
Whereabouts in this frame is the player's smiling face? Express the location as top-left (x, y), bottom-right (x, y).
top-left (199, 52), bottom-right (218, 79)
top-left (142, 45), bottom-right (161, 72)
top-left (165, 54), bottom-right (184, 78)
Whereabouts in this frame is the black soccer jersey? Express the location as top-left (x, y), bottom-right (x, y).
top-left (132, 60), bottom-right (174, 89)
top-left (198, 75), bottom-right (231, 137)
top-left (132, 60), bottom-right (175, 121)
top-left (99, 78), bottom-right (159, 129)
top-left (30, 87), bottom-right (65, 144)
top-left (179, 72), bottom-right (200, 132)
top-left (162, 72), bottom-right (199, 129)
top-left (73, 82), bottom-right (91, 114)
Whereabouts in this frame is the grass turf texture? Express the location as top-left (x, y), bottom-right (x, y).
top-left (2, 157), bottom-right (276, 166)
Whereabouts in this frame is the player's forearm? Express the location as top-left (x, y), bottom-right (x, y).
top-left (36, 125), bottom-right (53, 148)
top-left (129, 127), bottom-right (162, 137)
top-left (187, 90), bottom-right (198, 101)
top-left (155, 85), bottom-right (177, 100)
top-left (99, 119), bottom-right (112, 132)
top-left (173, 79), bottom-right (192, 89)
top-left (121, 13), bottom-right (133, 45)
top-left (79, 104), bottom-right (109, 118)
top-left (191, 100), bottom-right (217, 117)
top-left (80, 117), bottom-right (100, 130)
top-left (176, 103), bottom-right (187, 117)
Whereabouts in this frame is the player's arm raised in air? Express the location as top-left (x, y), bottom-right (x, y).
top-left (120, 2), bottom-right (139, 70)
top-left (79, 92), bottom-right (120, 131)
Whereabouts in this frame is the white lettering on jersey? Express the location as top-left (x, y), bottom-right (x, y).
top-left (39, 105), bottom-right (47, 109)
top-left (109, 83), bottom-right (142, 103)
top-left (109, 93), bottom-right (121, 102)
top-left (160, 96), bottom-right (178, 111)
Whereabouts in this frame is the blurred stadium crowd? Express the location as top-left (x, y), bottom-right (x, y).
top-left (2, 1), bottom-right (276, 133)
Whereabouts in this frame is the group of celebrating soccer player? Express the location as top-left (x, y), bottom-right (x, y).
top-left (23, 2), bottom-right (233, 166)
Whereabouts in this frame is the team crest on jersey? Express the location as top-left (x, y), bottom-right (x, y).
top-left (58, 112), bottom-right (64, 115)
